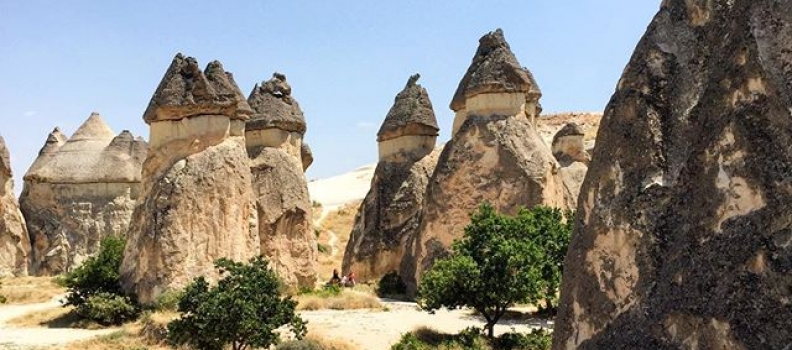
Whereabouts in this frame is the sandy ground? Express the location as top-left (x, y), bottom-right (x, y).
top-left (0, 296), bottom-right (120, 349)
top-left (308, 164), bottom-right (375, 212)
top-left (302, 299), bottom-right (551, 349)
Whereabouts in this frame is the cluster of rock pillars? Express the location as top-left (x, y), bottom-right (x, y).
top-left (1, 1), bottom-right (790, 348)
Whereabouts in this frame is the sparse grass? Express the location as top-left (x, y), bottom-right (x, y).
top-left (0, 276), bottom-right (66, 304)
top-left (59, 311), bottom-right (177, 350)
top-left (315, 200), bottom-right (361, 280)
top-left (6, 306), bottom-right (104, 329)
top-left (392, 326), bottom-right (552, 350)
top-left (297, 289), bottom-right (382, 311)
top-left (278, 333), bottom-right (361, 350)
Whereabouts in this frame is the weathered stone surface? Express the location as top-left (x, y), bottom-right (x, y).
top-left (343, 148), bottom-right (440, 283)
top-left (0, 136), bottom-right (30, 277)
top-left (300, 142), bottom-right (313, 171)
top-left (143, 54), bottom-right (253, 124)
top-left (248, 147), bottom-right (317, 289)
top-left (20, 113), bottom-right (146, 275)
top-left (405, 30), bottom-right (574, 292)
top-left (377, 74), bottom-right (439, 142)
top-left (554, 1), bottom-right (792, 349)
top-left (342, 75), bottom-right (441, 282)
top-left (247, 73), bottom-right (306, 134)
top-left (552, 123), bottom-right (590, 201)
top-left (449, 28), bottom-right (541, 112)
top-left (122, 56), bottom-right (259, 304)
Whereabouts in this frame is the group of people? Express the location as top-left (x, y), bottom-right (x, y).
top-left (329, 269), bottom-right (356, 287)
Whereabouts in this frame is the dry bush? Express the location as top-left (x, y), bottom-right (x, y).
top-left (297, 290), bottom-right (381, 311)
top-left (60, 311), bottom-right (177, 350)
top-left (0, 276), bottom-right (66, 304)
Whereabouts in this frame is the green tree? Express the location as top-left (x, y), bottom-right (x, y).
top-left (526, 206), bottom-right (573, 312)
top-left (168, 256), bottom-right (307, 350)
top-left (63, 235), bottom-right (127, 307)
top-left (418, 203), bottom-right (573, 338)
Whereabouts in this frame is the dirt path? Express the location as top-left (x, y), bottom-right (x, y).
top-left (316, 206), bottom-right (341, 257)
top-left (301, 300), bottom-right (552, 350)
top-left (0, 296), bottom-right (119, 349)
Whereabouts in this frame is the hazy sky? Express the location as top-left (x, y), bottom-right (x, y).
top-left (0, 1), bottom-right (659, 191)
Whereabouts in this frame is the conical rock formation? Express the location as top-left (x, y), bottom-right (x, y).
top-left (405, 29), bottom-right (574, 292)
top-left (0, 136), bottom-right (31, 277)
top-left (246, 72), bottom-right (317, 289)
top-left (343, 75), bottom-right (440, 282)
top-left (20, 113), bottom-right (146, 275)
top-left (121, 54), bottom-right (259, 304)
top-left (554, 1), bottom-right (792, 349)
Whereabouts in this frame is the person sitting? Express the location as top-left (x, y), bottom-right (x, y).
top-left (346, 272), bottom-right (356, 287)
top-left (329, 269), bottom-right (341, 285)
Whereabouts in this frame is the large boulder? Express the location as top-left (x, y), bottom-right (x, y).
top-left (121, 54), bottom-right (260, 304)
top-left (0, 136), bottom-right (31, 277)
top-left (343, 74), bottom-right (440, 282)
top-left (20, 113), bottom-right (146, 275)
top-left (246, 72), bottom-right (317, 289)
top-left (405, 29), bottom-right (574, 292)
top-left (553, 1), bottom-right (792, 349)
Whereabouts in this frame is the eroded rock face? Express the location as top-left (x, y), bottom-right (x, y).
top-left (553, 1), bottom-right (792, 349)
top-left (0, 136), bottom-right (30, 277)
top-left (121, 54), bottom-right (259, 304)
top-left (405, 30), bottom-right (574, 291)
top-left (20, 114), bottom-right (146, 275)
top-left (552, 123), bottom-right (590, 201)
top-left (343, 75), bottom-right (440, 282)
top-left (246, 72), bottom-right (317, 289)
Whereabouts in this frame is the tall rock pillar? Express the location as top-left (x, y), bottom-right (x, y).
top-left (0, 136), bottom-right (30, 277)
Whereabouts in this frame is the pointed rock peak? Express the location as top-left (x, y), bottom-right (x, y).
top-left (0, 135), bottom-right (10, 177)
top-left (450, 28), bottom-right (541, 111)
top-left (143, 53), bottom-right (252, 124)
top-left (46, 128), bottom-right (68, 144)
top-left (377, 74), bottom-right (439, 142)
top-left (246, 72), bottom-right (306, 134)
top-left (113, 130), bottom-right (135, 142)
top-left (69, 112), bottom-right (116, 142)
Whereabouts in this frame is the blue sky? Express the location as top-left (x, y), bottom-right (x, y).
top-left (0, 1), bottom-right (659, 190)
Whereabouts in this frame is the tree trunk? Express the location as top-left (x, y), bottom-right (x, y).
top-left (486, 322), bottom-right (495, 338)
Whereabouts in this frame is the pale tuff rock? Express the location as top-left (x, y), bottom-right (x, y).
top-left (553, 1), bottom-right (792, 349)
top-left (19, 113), bottom-right (146, 275)
top-left (552, 123), bottom-right (590, 200)
top-left (0, 136), bottom-right (31, 277)
top-left (343, 75), bottom-right (440, 283)
top-left (121, 54), bottom-right (259, 304)
top-left (246, 72), bottom-right (317, 290)
top-left (405, 30), bottom-right (574, 292)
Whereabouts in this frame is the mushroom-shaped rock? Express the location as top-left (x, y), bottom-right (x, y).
top-left (551, 123), bottom-right (589, 165)
top-left (450, 29), bottom-right (542, 135)
top-left (377, 74), bottom-right (440, 163)
top-left (143, 54), bottom-right (252, 124)
top-left (0, 135), bottom-right (31, 277)
top-left (554, 1), bottom-right (792, 348)
top-left (19, 113), bottom-right (147, 275)
top-left (122, 55), bottom-right (260, 304)
top-left (404, 29), bottom-right (574, 293)
top-left (247, 73), bottom-right (306, 134)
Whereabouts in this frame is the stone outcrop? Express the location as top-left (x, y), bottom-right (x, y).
top-left (0, 136), bottom-right (30, 277)
top-left (552, 123), bottom-right (590, 200)
top-left (121, 54), bottom-right (259, 304)
top-left (405, 29), bottom-right (574, 291)
top-left (246, 72), bottom-right (317, 289)
top-left (553, 1), bottom-right (792, 349)
top-left (343, 75), bottom-right (440, 282)
top-left (19, 113), bottom-right (146, 275)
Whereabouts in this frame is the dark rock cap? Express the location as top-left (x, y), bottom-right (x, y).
top-left (247, 73), bottom-right (307, 134)
top-left (143, 53), bottom-right (253, 124)
top-left (450, 29), bottom-right (541, 112)
top-left (377, 74), bottom-right (440, 142)
top-left (552, 123), bottom-right (585, 143)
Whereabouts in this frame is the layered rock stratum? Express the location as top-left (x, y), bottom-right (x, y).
top-left (19, 113), bottom-right (146, 275)
top-left (553, 1), bottom-right (792, 349)
top-left (246, 73), bottom-right (317, 289)
top-left (343, 74), bottom-right (440, 282)
top-left (121, 54), bottom-right (260, 304)
top-left (405, 29), bottom-right (574, 291)
top-left (0, 136), bottom-right (30, 277)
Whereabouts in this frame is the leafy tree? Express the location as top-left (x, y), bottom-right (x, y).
top-left (418, 203), bottom-right (572, 338)
top-left (526, 206), bottom-right (573, 312)
top-left (168, 256), bottom-right (307, 350)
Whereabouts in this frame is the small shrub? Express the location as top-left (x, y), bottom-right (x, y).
top-left (277, 339), bottom-right (325, 350)
top-left (154, 289), bottom-right (182, 311)
top-left (496, 329), bottom-right (552, 350)
top-left (317, 243), bottom-right (330, 254)
top-left (391, 333), bottom-right (428, 350)
top-left (77, 292), bottom-right (139, 326)
top-left (378, 271), bottom-right (407, 297)
top-left (63, 235), bottom-right (128, 307)
top-left (168, 256), bottom-right (306, 350)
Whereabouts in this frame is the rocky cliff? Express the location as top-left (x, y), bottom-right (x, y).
top-left (19, 113), bottom-right (146, 275)
top-left (405, 29), bottom-right (574, 291)
top-left (0, 136), bottom-right (31, 277)
top-left (246, 73), bottom-right (317, 289)
top-left (343, 75), bottom-right (440, 282)
top-left (553, 1), bottom-right (792, 349)
top-left (121, 54), bottom-right (260, 304)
